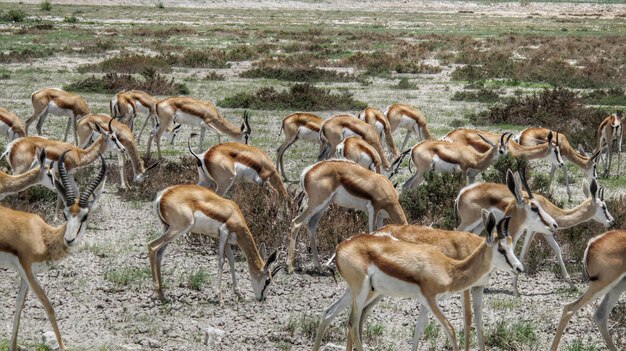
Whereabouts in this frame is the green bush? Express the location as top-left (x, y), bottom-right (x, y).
top-left (394, 77), bottom-right (417, 90)
top-left (240, 67), bottom-right (355, 82)
top-left (452, 88), bottom-right (500, 103)
top-left (64, 68), bottom-right (188, 95)
top-left (40, 0), bottom-right (52, 11)
top-left (399, 172), bottom-right (465, 229)
top-left (581, 88), bottom-right (626, 106)
top-left (218, 83), bottom-right (367, 111)
top-left (63, 15), bottom-right (79, 23)
top-left (0, 9), bottom-right (28, 22)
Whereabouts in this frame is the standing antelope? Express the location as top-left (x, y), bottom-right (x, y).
top-left (402, 133), bottom-right (509, 189)
top-left (188, 135), bottom-right (288, 200)
top-left (110, 90), bottom-right (158, 144)
top-left (318, 114), bottom-right (390, 170)
top-left (287, 160), bottom-right (407, 273)
top-left (0, 107), bottom-right (26, 141)
top-left (357, 107), bottom-right (399, 157)
top-left (0, 148), bottom-right (55, 200)
top-left (336, 136), bottom-right (382, 173)
top-left (444, 128), bottom-right (564, 167)
top-left (333, 212), bottom-right (522, 351)
top-left (314, 217), bottom-right (525, 351)
top-left (513, 127), bottom-right (600, 200)
top-left (146, 97), bottom-right (251, 160)
top-left (0, 153), bottom-right (106, 351)
top-left (149, 184), bottom-right (281, 304)
top-left (275, 112), bottom-right (323, 182)
top-left (550, 230), bottom-right (626, 351)
top-left (24, 88), bottom-right (90, 145)
top-left (384, 103), bottom-right (433, 151)
top-left (596, 113), bottom-right (623, 177)
top-left (77, 114), bottom-right (158, 189)
top-left (457, 176), bottom-right (613, 295)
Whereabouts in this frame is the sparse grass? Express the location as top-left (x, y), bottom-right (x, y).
top-left (187, 269), bottom-right (208, 291)
top-left (63, 15), bottom-right (79, 23)
top-left (364, 322), bottom-right (385, 340)
top-left (105, 266), bottom-right (151, 286)
top-left (78, 54), bottom-right (171, 74)
top-left (566, 339), bottom-right (600, 351)
top-left (486, 320), bottom-right (537, 350)
top-left (218, 83), bottom-right (367, 111)
top-left (490, 297), bottom-right (521, 310)
top-left (204, 71), bottom-right (225, 81)
top-left (284, 313), bottom-right (319, 340)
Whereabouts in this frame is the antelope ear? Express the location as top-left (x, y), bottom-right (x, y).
top-left (264, 250), bottom-right (278, 270)
top-left (582, 179), bottom-right (591, 198)
top-left (497, 216), bottom-right (511, 240)
top-left (259, 242), bottom-right (267, 260)
top-left (93, 123), bottom-right (104, 134)
top-left (589, 178), bottom-right (598, 199)
top-left (547, 131), bottom-right (553, 144)
top-left (37, 147), bottom-right (47, 166)
top-left (481, 209), bottom-right (496, 239)
top-left (577, 144), bottom-right (587, 156)
top-left (506, 170), bottom-right (522, 204)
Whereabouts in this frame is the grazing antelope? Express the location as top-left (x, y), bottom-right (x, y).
top-left (146, 97), bottom-right (251, 160)
top-left (314, 217), bottom-right (524, 351)
top-left (402, 133), bottom-right (509, 189)
top-left (444, 128), bottom-right (564, 167)
top-left (513, 127), bottom-right (601, 200)
top-left (457, 176), bottom-right (613, 295)
top-left (550, 230), bottom-right (626, 351)
top-left (0, 148), bottom-right (55, 200)
top-left (149, 184), bottom-right (281, 304)
top-left (357, 107), bottom-right (399, 157)
top-left (287, 160), bottom-right (407, 273)
top-left (275, 112), bottom-right (323, 182)
top-left (336, 136), bottom-right (382, 173)
top-left (0, 107), bottom-right (26, 141)
top-left (384, 103), bottom-right (433, 151)
top-left (110, 90), bottom-right (158, 144)
top-left (333, 212), bottom-right (522, 351)
top-left (188, 135), bottom-right (288, 200)
top-left (24, 88), bottom-right (90, 144)
top-left (318, 114), bottom-right (390, 170)
top-left (0, 152), bottom-right (106, 351)
top-left (596, 113), bottom-right (623, 177)
top-left (4, 128), bottom-right (124, 175)
top-left (77, 114), bottom-right (158, 189)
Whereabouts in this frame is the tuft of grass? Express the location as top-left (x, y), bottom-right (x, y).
top-left (218, 83), bottom-right (367, 111)
top-left (63, 15), bottom-right (79, 23)
top-left (284, 313), bottom-right (319, 340)
top-left (204, 71), bottom-right (225, 81)
top-left (486, 320), bottom-right (537, 350)
top-left (105, 266), bottom-right (151, 286)
top-left (40, 0), bottom-right (52, 11)
top-left (393, 77), bottom-right (417, 90)
top-left (566, 339), bottom-right (600, 351)
top-left (364, 322), bottom-right (385, 340)
top-left (187, 269), bottom-right (208, 291)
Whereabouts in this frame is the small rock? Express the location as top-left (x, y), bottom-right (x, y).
top-left (204, 326), bottom-right (225, 348)
top-left (120, 344), bottom-right (142, 351)
top-left (322, 343), bottom-right (346, 351)
top-left (41, 331), bottom-right (60, 350)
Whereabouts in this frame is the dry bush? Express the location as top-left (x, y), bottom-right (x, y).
top-left (167, 49), bottom-right (229, 68)
top-left (64, 69), bottom-right (189, 95)
top-left (240, 66), bottom-right (356, 82)
top-left (0, 48), bottom-right (54, 63)
top-left (452, 88), bottom-right (500, 103)
top-left (78, 53), bottom-right (171, 73)
top-left (129, 26), bottom-right (196, 38)
top-left (218, 83), bottom-right (367, 111)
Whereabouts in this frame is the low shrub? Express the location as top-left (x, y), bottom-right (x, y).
top-left (393, 77), bottom-right (417, 90)
top-left (64, 68), bottom-right (189, 95)
top-left (40, 0), bottom-right (52, 11)
top-left (168, 49), bottom-right (229, 68)
top-left (452, 88), bottom-right (500, 103)
top-left (218, 83), bottom-right (367, 111)
top-left (0, 48), bottom-right (54, 63)
top-left (399, 171), bottom-right (465, 229)
top-left (63, 15), bottom-right (79, 23)
top-left (240, 67), bottom-right (355, 83)
top-left (0, 9), bottom-right (28, 22)
top-left (204, 71), bottom-right (225, 81)
top-left (78, 53), bottom-right (171, 73)
top-left (581, 88), bottom-right (626, 106)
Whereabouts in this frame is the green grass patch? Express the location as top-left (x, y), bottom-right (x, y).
top-left (105, 266), bottom-right (151, 286)
top-left (187, 269), bottom-right (208, 291)
top-left (566, 338), bottom-right (600, 351)
top-left (486, 320), bottom-right (537, 350)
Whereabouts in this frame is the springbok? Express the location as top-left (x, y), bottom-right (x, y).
top-left (318, 114), bottom-right (390, 170)
top-left (188, 135), bottom-right (288, 200)
top-left (0, 107), bottom-right (26, 141)
top-left (0, 148), bottom-right (55, 200)
top-left (336, 136), bottom-right (382, 173)
top-left (384, 103), bottom-right (433, 151)
top-left (550, 230), bottom-right (626, 351)
top-left (146, 97), bottom-right (251, 160)
top-left (332, 212), bottom-right (522, 351)
top-left (275, 112), bottom-right (323, 182)
top-left (357, 107), bottom-right (399, 157)
top-left (287, 159), bottom-right (407, 273)
top-left (149, 184), bottom-right (281, 305)
top-left (402, 133), bottom-right (509, 189)
top-left (596, 113), bottom-right (623, 177)
top-left (77, 114), bottom-right (158, 189)
top-left (457, 175), bottom-right (613, 295)
top-left (24, 88), bottom-right (90, 145)
top-left (0, 152), bottom-right (106, 351)
top-left (110, 90), bottom-right (158, 144)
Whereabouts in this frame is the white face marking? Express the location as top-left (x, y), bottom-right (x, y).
top-left (525, 200), bottom-right (557, 235)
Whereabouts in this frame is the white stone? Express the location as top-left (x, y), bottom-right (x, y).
top-left (204, 326), bottom-right (226, 348)
top-left (321, 343), bottom-right (346, 351)
top-left (41, 331), bottom-right (60, 350)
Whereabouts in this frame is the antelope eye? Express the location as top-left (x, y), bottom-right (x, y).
top-left (81, 214), bottom-right (88, 223)
top-left (531, 206), bottom-right (538, 212)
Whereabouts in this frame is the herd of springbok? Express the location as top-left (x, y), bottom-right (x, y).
top-left (0, 87), bottom-right (623, 351)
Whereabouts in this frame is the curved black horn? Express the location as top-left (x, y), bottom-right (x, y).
top-left (477, 134), bottom-right (495, 147)
top-left (244, 110), bottom-right (251, 133)
top-left (497, 216), bottom-right (511, 239)
top-left (108, 118), bottom-right (114, 134)
top-left (187, 133), bottom-right (203, 167)
top-left (79, 154), bottom-right (107, 208)
top-left (58, 150), bottom-right (76, 206)
top-left (520, 164), bottom-right (533, 199)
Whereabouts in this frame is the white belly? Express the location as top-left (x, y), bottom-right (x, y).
top-left (368, 265), bottom-right (422, 298)
top-left (333, 186), bottom-right (370, 212)
top-left (173, 112), bottom-right (206, 127)
top-left (47, 101), bottom-right (74, 118)
top-left (398, 116), bottom-right (416, 130)
top-left (0, 251), bottom-right (19, 270)
top-left (340, 128), bottom-right (359, 140)
top-left (298, 127), bottom-right (320, 143)
top-left (190, 211), bottom-right (236, 245)
top-left (133, 103), bottom-right (150, 115)
top-left (432, 155), bottom-right (461, 172)
top-left (234, 162), bottom-right (262, 184)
